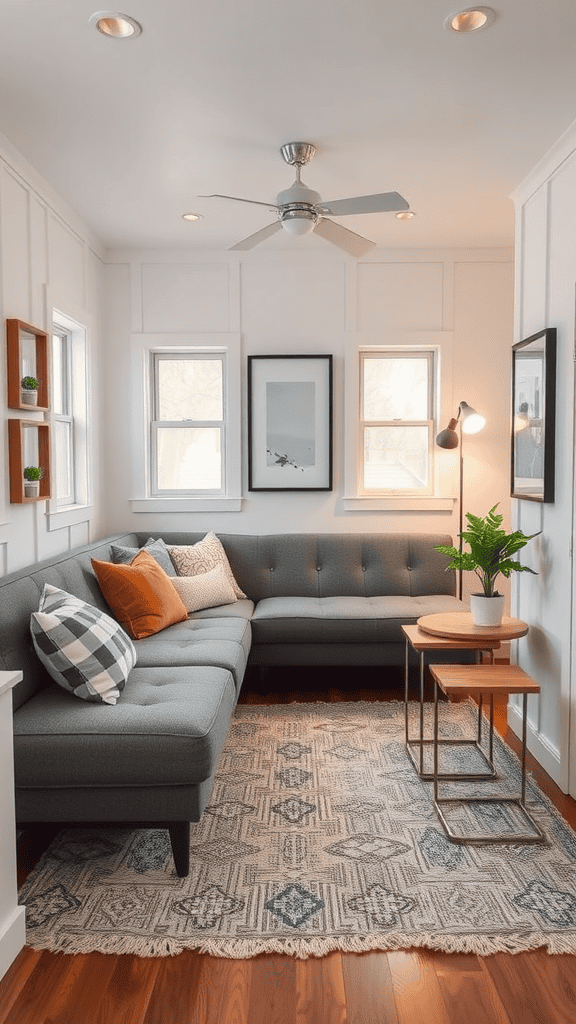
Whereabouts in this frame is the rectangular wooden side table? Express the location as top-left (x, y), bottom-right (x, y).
top-left (428, 663), bottom-right (545, 844)
top-left (402, 624), bottom-right (501, 781)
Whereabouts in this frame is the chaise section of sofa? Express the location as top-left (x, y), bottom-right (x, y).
top-left (0, 534), bottom-right (252, 877)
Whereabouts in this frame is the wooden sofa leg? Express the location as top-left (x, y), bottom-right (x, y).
top-left (168, 821), bottom-right (190, 877)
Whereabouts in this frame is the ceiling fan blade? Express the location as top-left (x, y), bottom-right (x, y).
top-left (199, 193), bottom-right (278, 210)
top-left (314, 218), bottom-right (376, 257)
top-left (229, 221), bottom-right (283, 251)
top-left (317, 191), bottom-right (409, 216)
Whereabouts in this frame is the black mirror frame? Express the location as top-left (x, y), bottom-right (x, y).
top-left (511, 327), bottom-right (556, 503)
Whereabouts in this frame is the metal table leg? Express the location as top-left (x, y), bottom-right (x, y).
top-left (405, 646), bottom-right (496, 782)
top-left (433, 688), bottom-right (546, 844)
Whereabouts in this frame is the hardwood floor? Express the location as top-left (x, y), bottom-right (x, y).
top-left (3, 664), bottom-right (576, 1024)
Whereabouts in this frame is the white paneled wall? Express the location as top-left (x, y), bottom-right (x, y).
top-left (511, 119), bottom-right (576, 792)
top-left (356, 262), bottom-right (444, 332)
top-left (104, 247), bottom-right (513, 544)
top-left (0, 132), bottom-right (105, 575)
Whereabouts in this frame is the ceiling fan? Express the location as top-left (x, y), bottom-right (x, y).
top-left (199, 142), bottom-right (410, 257)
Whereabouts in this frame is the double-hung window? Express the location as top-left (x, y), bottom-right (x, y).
top-left (151, 353), bottom-right (225, 495)
top-left (52, 328), bottom-right (75, 505)
top-left (359, 350), bottom-right (434, 495)
top-left (49, 310), bottom-right (90, 522)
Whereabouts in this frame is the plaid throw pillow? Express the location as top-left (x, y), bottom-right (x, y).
top-left (30, 584), bottom-right (137, 705)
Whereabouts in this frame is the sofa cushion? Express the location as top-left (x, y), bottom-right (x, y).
top-left (250, 594), bottom-right (465, 644)
top-left (133, 615), bottom-right (252, 689)
top-left (191, 597), bottom-right (254, 621)
top-left (30, 584), bottom-right (137, 705)
top-left (91, 550), bottom-right (188, 639)
top-left (110, 537), bottom-right (176, 576)
top-left (167, 532), bottom-right (247, 599)
top-left (170, 566), bottom-right (236, 612)
top-left (13, 665), bottom-right (236, 788)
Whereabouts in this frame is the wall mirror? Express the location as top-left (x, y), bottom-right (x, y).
top-left (511, 328), bottom-right (556, 502)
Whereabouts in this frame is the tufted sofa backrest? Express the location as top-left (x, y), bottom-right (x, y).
top-left (2, 530), bottom-right (454, 711)
top-left (144, 532), bottom-right (456, 603)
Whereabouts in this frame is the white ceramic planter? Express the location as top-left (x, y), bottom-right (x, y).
top-left (21, 389), bottom-right (38, 406)
top-left (470, 593), bottom-right (505, 627)
top-left (24, 481), bottom-right (40, 498)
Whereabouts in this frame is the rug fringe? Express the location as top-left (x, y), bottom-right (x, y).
top-left (23, 929), bottom-right (576, 959)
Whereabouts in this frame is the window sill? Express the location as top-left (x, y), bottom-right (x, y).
top-left (343, 496), bottom-right (455, 512)
top-left (46, 504), bottom-right (94, 531)
top-left (130, 497), bottom-right (243, 513)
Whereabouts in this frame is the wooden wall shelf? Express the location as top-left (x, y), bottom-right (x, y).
top-left (6, 319), bottom-right (50, 411)
top-left (8, 420), bottom-right (51, 503)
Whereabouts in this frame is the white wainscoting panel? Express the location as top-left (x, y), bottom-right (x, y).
top-left (1, 169), bottom-right (30, 320)
top-left (356, 262), bottom-right (444, 332)
top-left (141, 263), bottom-right (231, 333)
top-left (240, 257), bottom-right (345, 336)
top-left (48, 214), bottom-right (86, 315)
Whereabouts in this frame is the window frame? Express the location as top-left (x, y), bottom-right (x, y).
top-left (130, 333), bottom-right (242, 513)
top-left (52, 327), bottom-right (75, 506)
top-left (343, 334), bottom-right (454, 512)
top-left (150, 351), bottom-right (226, 497)
top-left (358, 348), bottom-right (435, 497)
top-left (47, 306), bottom-right (93, 529)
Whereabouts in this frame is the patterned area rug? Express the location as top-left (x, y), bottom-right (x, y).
top-left (19, 700), bottom-right (576, 959)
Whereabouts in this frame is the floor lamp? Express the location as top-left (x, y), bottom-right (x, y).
top-left (436, 401), bottom-right (486, 600)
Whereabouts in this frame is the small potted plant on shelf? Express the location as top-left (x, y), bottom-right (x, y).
top-left (23, 466), bottom-right (44, 498)
top-left (21, 375), bottom-right (39, 406)
top-left (434, 504), bottom-right (538, 626)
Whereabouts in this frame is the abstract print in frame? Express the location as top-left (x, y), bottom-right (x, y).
top-left (248, 355), bottom-right (333, 490)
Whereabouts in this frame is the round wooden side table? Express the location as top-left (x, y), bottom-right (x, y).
top-left (417, 611), bottom-right (529, 642)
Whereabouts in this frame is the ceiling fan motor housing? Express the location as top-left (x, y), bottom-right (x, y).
top-left (276, 180), bottom-right (322, 234)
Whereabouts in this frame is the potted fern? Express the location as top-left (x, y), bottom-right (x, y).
top-left (21, 375), bottom-right (39, 406)
top-left (23, 466), bottom-right (43, 498)
top-left (434, 504), bottom-right (538, 626)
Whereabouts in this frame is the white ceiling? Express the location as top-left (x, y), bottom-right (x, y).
top-left (1, 0), bottom-right (576, 253)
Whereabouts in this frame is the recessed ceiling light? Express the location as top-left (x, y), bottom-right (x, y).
top-left (396, 210), bottom-right (416, 220)
top-left (444, 7), bottom-right (495, 32)
top-left (89, 12), bottom-right (142, 38)
top-left (182, 213), bottom-right (203, 222)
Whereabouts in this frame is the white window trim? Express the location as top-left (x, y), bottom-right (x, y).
top-left (343, 331), bottom-right (457, 512)
top-left (130, 333), bottom-right (242, 512)
top-left (150, 351), bottom-right (226, 497)
top-left (52, 328), bottom-right (75, 506)
top-left (359, 349), bottom-right (435, 497)
top-left (46, 300), bottom-right (94, 531)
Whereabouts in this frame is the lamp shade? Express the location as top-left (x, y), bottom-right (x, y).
top-left (459, 401), bottom-right (486, 434)
top-left (436, 417), bottom-right (459, 449)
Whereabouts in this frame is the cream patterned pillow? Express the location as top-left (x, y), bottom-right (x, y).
top-left (167, 532), bottom-right (247, 599)
top-left (170, 567), bottom-right (236, 613)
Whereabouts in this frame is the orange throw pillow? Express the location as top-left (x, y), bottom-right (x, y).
top-left (91, 549), bottom-right (188, 639)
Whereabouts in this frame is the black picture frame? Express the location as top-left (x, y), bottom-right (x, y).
top-left (248, 354), bottom-right (333, 491)
top-left (511, 328), bottom-right (556, 502)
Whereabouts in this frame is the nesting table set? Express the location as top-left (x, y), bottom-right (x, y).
top-left (402, 613), bottom-right (545, 845)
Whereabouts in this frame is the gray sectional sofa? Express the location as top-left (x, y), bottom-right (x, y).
top-left (1, 530), bottom-right (466, 876)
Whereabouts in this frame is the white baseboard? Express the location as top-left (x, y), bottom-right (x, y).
top-left (507, 701), bottom-right (564, 790)
top-left (0, 906), bottom-right (26, 982)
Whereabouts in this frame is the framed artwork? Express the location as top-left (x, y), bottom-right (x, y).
top-left (248, 354), bottom-right (333, 491)
top-left (511, 328), bottom-right (556, 502)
